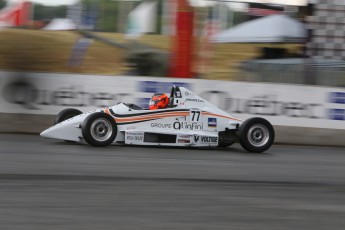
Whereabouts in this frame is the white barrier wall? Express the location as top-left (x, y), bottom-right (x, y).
top-left (0, 71), bottom-right (345, 130)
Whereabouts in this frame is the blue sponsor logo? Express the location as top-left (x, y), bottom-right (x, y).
top-left (208, 118), bottom-right (217, 127)
top-left (329, 92), bottom-right (345, 104)
top-left (329, 109), bottom-right (345, 121)
top-left (329, 92), bottom-right (345, 121)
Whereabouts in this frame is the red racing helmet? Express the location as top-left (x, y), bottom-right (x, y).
top-left (149, 93), bottom-right (169, 110)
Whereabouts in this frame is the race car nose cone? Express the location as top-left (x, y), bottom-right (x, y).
top-left (40, 128), bottom-right (54, 138)
top-left (40, 123), bottom-right (81, 142)
top-left (40, 130), bottom-right (45, 137)
top-left (40, 125), bottom-right (67, 139)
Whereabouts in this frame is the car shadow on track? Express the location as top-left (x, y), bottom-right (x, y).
top-left (50, 140), bottom-right (272, 156)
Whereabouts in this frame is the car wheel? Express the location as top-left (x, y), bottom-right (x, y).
top-left (82, 112), bottom-right (117, 147)
top-left (54, 108), bottom-right (83, 143)
top-left (54, 108), bottom-right (82, 125)
top-left (238, 117), bottom-right (274, 153)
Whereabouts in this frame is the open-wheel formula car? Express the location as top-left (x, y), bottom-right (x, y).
top-left (40, 86), bottom-right (275, 153)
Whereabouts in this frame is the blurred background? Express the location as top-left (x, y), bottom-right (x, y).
top-left (0, 0), bottom-right (344, 86)
top-left (0, 0), bottom-right (338, 83)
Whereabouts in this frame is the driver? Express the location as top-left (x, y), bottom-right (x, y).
top-left (149, 93), bottom-right (169, 110)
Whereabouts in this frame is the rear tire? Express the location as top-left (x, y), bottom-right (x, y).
top-left (82, 112), bottom-right (117, 147)
top-left (239, 117), bottom-right (274, 153)
top-left (54, 108), bottom-right (82, 125)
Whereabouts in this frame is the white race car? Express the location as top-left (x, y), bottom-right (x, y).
top-left (40, 86), bottom-right (275, 153)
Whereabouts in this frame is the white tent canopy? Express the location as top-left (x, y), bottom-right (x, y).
top-left (43, 18), bottom-right (77, 31)
top-left (212, 15), bottom-right (306, 43)
top-left (126, 1), bottom-right (157, 39)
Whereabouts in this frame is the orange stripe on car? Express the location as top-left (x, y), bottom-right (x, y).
top-left (116, 112), bottom-right (189, 122)
top-left (114, 111), bottom-right (189, 123)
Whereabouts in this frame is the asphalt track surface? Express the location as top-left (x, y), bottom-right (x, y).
top-left (0, 134), bottom-right (344, 229)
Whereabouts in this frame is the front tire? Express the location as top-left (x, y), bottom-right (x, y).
top-left (54, 108), bottom-right (82, 125)
top-left (239, 117), bottom-right (274, 153)
top-left (82, 113), bottom-right (117, 147)
top-left (54, 108), bottom-right (83, 143)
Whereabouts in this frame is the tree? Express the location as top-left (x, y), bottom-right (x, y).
top-left (33, 3), bottom-right (67, 21)
top-left (0, 0), bottom-right (6, 9)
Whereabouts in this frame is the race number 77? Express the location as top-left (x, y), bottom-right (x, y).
top-left (190, 110), bottom-right (201, 122)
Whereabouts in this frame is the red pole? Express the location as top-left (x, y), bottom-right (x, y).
top-left (169, 0), bottom-right (194, 78)
top-left (20, 2), bottom-right (32, 26)
top-left (10, 1), bottom-right (31, 27)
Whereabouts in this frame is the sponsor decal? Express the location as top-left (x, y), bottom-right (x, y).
top-left (186, 98), bottom-right (204, 103)
top-left (329, 92), bottom-right (345, 104)
top-left (329, 92), bottom-right (345, 121)
top-left (329, 109), bottom-right (345, 121)
top-left (178, 134), bottom-right (192, 144)
top-left (177, 139), bottom-right (191, 144)
top-left (2, 82), bottom-right (132, 109)
top-left (126, 132), bottom-right (144, 141)
top-left (173, 122), bottom-right (203, 130)
top-left (201, 136), bottom-right (218, 143)
top-left (194, 135), bottom-right (218, 144)
top-left (200, 91), bottom-right (323, 119)
top-left (151, 123), bottom-right (172, 129)
top-left (208, 118), bottom-right (217, 127)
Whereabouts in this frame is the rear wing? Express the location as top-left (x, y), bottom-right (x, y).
top-left (169, 86), bottom-right (224, 113)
